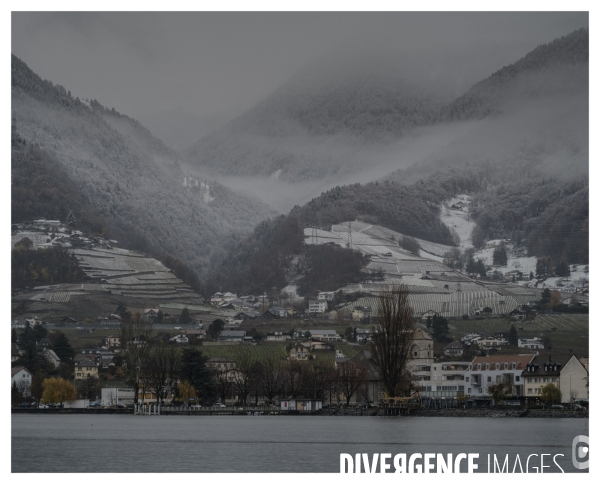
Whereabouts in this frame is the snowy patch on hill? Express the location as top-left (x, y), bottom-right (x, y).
top-left (440, 194), bottom-right (475, 250)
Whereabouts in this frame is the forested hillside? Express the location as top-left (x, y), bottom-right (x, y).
top-left (204, 170), bottom-right (482, 296)
top-left (469, 177), bottom-right (588, 263)
top-left (438, 28), bottom-right (588, 121)
top-left (185, 58), bottom-right (444, 181)
top-left (11, 55), bottom-right (275, 276)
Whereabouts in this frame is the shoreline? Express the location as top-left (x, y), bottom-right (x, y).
top-left (11, 408), bottom-right (588, 418)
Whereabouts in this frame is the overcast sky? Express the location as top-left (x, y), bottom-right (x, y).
top-left (11, 12), bottom-right (588, 149)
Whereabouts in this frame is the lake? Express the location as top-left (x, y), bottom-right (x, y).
top-left (11, 414), bottom-right (588, 473)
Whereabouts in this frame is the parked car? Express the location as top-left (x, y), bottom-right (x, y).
top-left (212, 403), bottom-right (226, 408)
top-left (551, 404), bottom-right (564, 409)
top-left (37, 404), bottom-right (49, 409)
top-left (88, 401), bottom-right (103, 408)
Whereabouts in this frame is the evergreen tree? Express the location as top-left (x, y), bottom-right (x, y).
top-left (51, 331), bottom-right (75, 362)
top-left (207, 319), bottom-right (224, 340)
top-left (476, 259), bottom-right (486, 277)
top-left (179, 307), bottom-right (191, 325)
top-left (465, 256), bottom-right (477, 274)
top-left (179, 348), bottom-right (216, 404)
top-left (116, 302), bottom-right (128, 317)
top-left (493, 246), bottom-right (508, 266)
top-left (11, 328), bottom-right (17, 344)
top-left (508, 324), bottom-right (518, 346)
top-left (555, 261), bottom-right (571, 277)
top-left (31, 324), bottom-right (47, 343)
top-left (66, 210), bottom-right (76, 227)
top-left (431, 315), bottom-right (449, 343)
top-left (541, 288), bottom-right (552, 305)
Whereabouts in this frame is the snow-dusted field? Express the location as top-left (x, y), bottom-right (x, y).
top-left (440, 195), bottom-right (475, 250)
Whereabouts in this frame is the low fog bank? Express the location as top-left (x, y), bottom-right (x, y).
top-left (203, 91), bottom-right (587, 213)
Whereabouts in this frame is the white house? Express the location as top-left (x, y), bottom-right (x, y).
top-left (169, 334), bottom-right (189, 344)
top-left (101, 387), bottom-right (136, 406)
top-left (43, 348), bottom-right (61, 368)
top-left (317, 291), bottom-right (335, 301)
top-left (443, 341), bottom-right (465, 357)
top-left (518, 337), bottom-right (545, 350)
top-left (461, 332), bottom-right (482, 344)
top-left (424, 361), bottom-right (470, 393)
top-left (309, 329), bottom-right (341, 342)
top-left (308, 300), bottom-right (328, 314)
top-left (11, 367), bottom-right (32, 397)
top-left (266, 331), bottom-right (291, 341)
top-left (476, 336), bottom-right (508, 350)
top-left (352, 306), bottom-right (372, 321)
top-left (464, 355), bottom-right (534, 400)
top-left (522, 355), bottom-right (588, 402)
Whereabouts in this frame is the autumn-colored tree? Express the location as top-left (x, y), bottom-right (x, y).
top-left (178, 380), bottom-right (197, 404)
top-left (42, 377), bottom-right (77, 407)
top-left (540, 383), bottom-right (562, 406)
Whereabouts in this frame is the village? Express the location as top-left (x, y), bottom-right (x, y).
top-left (11, 210), bottom-right (589, 414)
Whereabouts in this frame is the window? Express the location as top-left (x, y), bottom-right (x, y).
top-left (477, 364), bottom-right (481, 370)
top-left (535, 377), bottom-right (540, 383)
top-left (478, 388), bottom-right (483, 394)
top-left (512, 363), bottom-right (517, 370)
top-left (528, 389), bottom-right (532, 394)
top-left (486, 364), bottom-right (490, 370)
top-left (543, 378), bottom-right (549, 383)
top-left (552, 377), bottom-right (557, 383)
top-left (504, 363), bottom-right (509, 370)
top-left (468, 388), bottom-right (472, 394)
top-left (487, 376), bottom-right (492, 382)
top-left (496, 363), bottom-right (500, 370)
top-left (515, 376), bottom-right (520, 382)
top-left (465, 377), bottom-right (469, 382)
top-left (527, 377), bottom-right (532, 383)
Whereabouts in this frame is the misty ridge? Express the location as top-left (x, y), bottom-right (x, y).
top-left (184, 29), bottom-right (587, 192)
top-left (11, 27), bottom-right (588, 288)
top-left (11, 54), bottom-right (277, 278)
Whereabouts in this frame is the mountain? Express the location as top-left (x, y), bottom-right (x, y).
top-left (185, 56), bottom-right (445, 182)
top-left (11, 55), bottom-right (276, 276)
top-left (438, 28), bottom-right (588, 121)
top-left (185, 29), bottom-right (588, 186)
top-left (203, 169), bottom-right (478, 297)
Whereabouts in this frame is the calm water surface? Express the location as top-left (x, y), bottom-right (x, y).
top-left (12, 414), bottom-right (588, 472)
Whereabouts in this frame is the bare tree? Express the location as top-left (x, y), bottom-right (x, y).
top-left (235, 355), bottom-right (260, 405)
top-left (370, 286), bottom-right (415, 398)
top-left (147, 344), bottom-right (181, 404)
top-left (259, 357), bottom-right (285, 403)
top-left (335, 360), bottom-right (367, 406)
top-left (304, 361), bottom-right (333, 400)
top-left (216, 368), bottom-right (235, 404)
top-left (120, 311), bottom-right (153, 403)
top-left (283, 359), bottom-right (307, 398)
